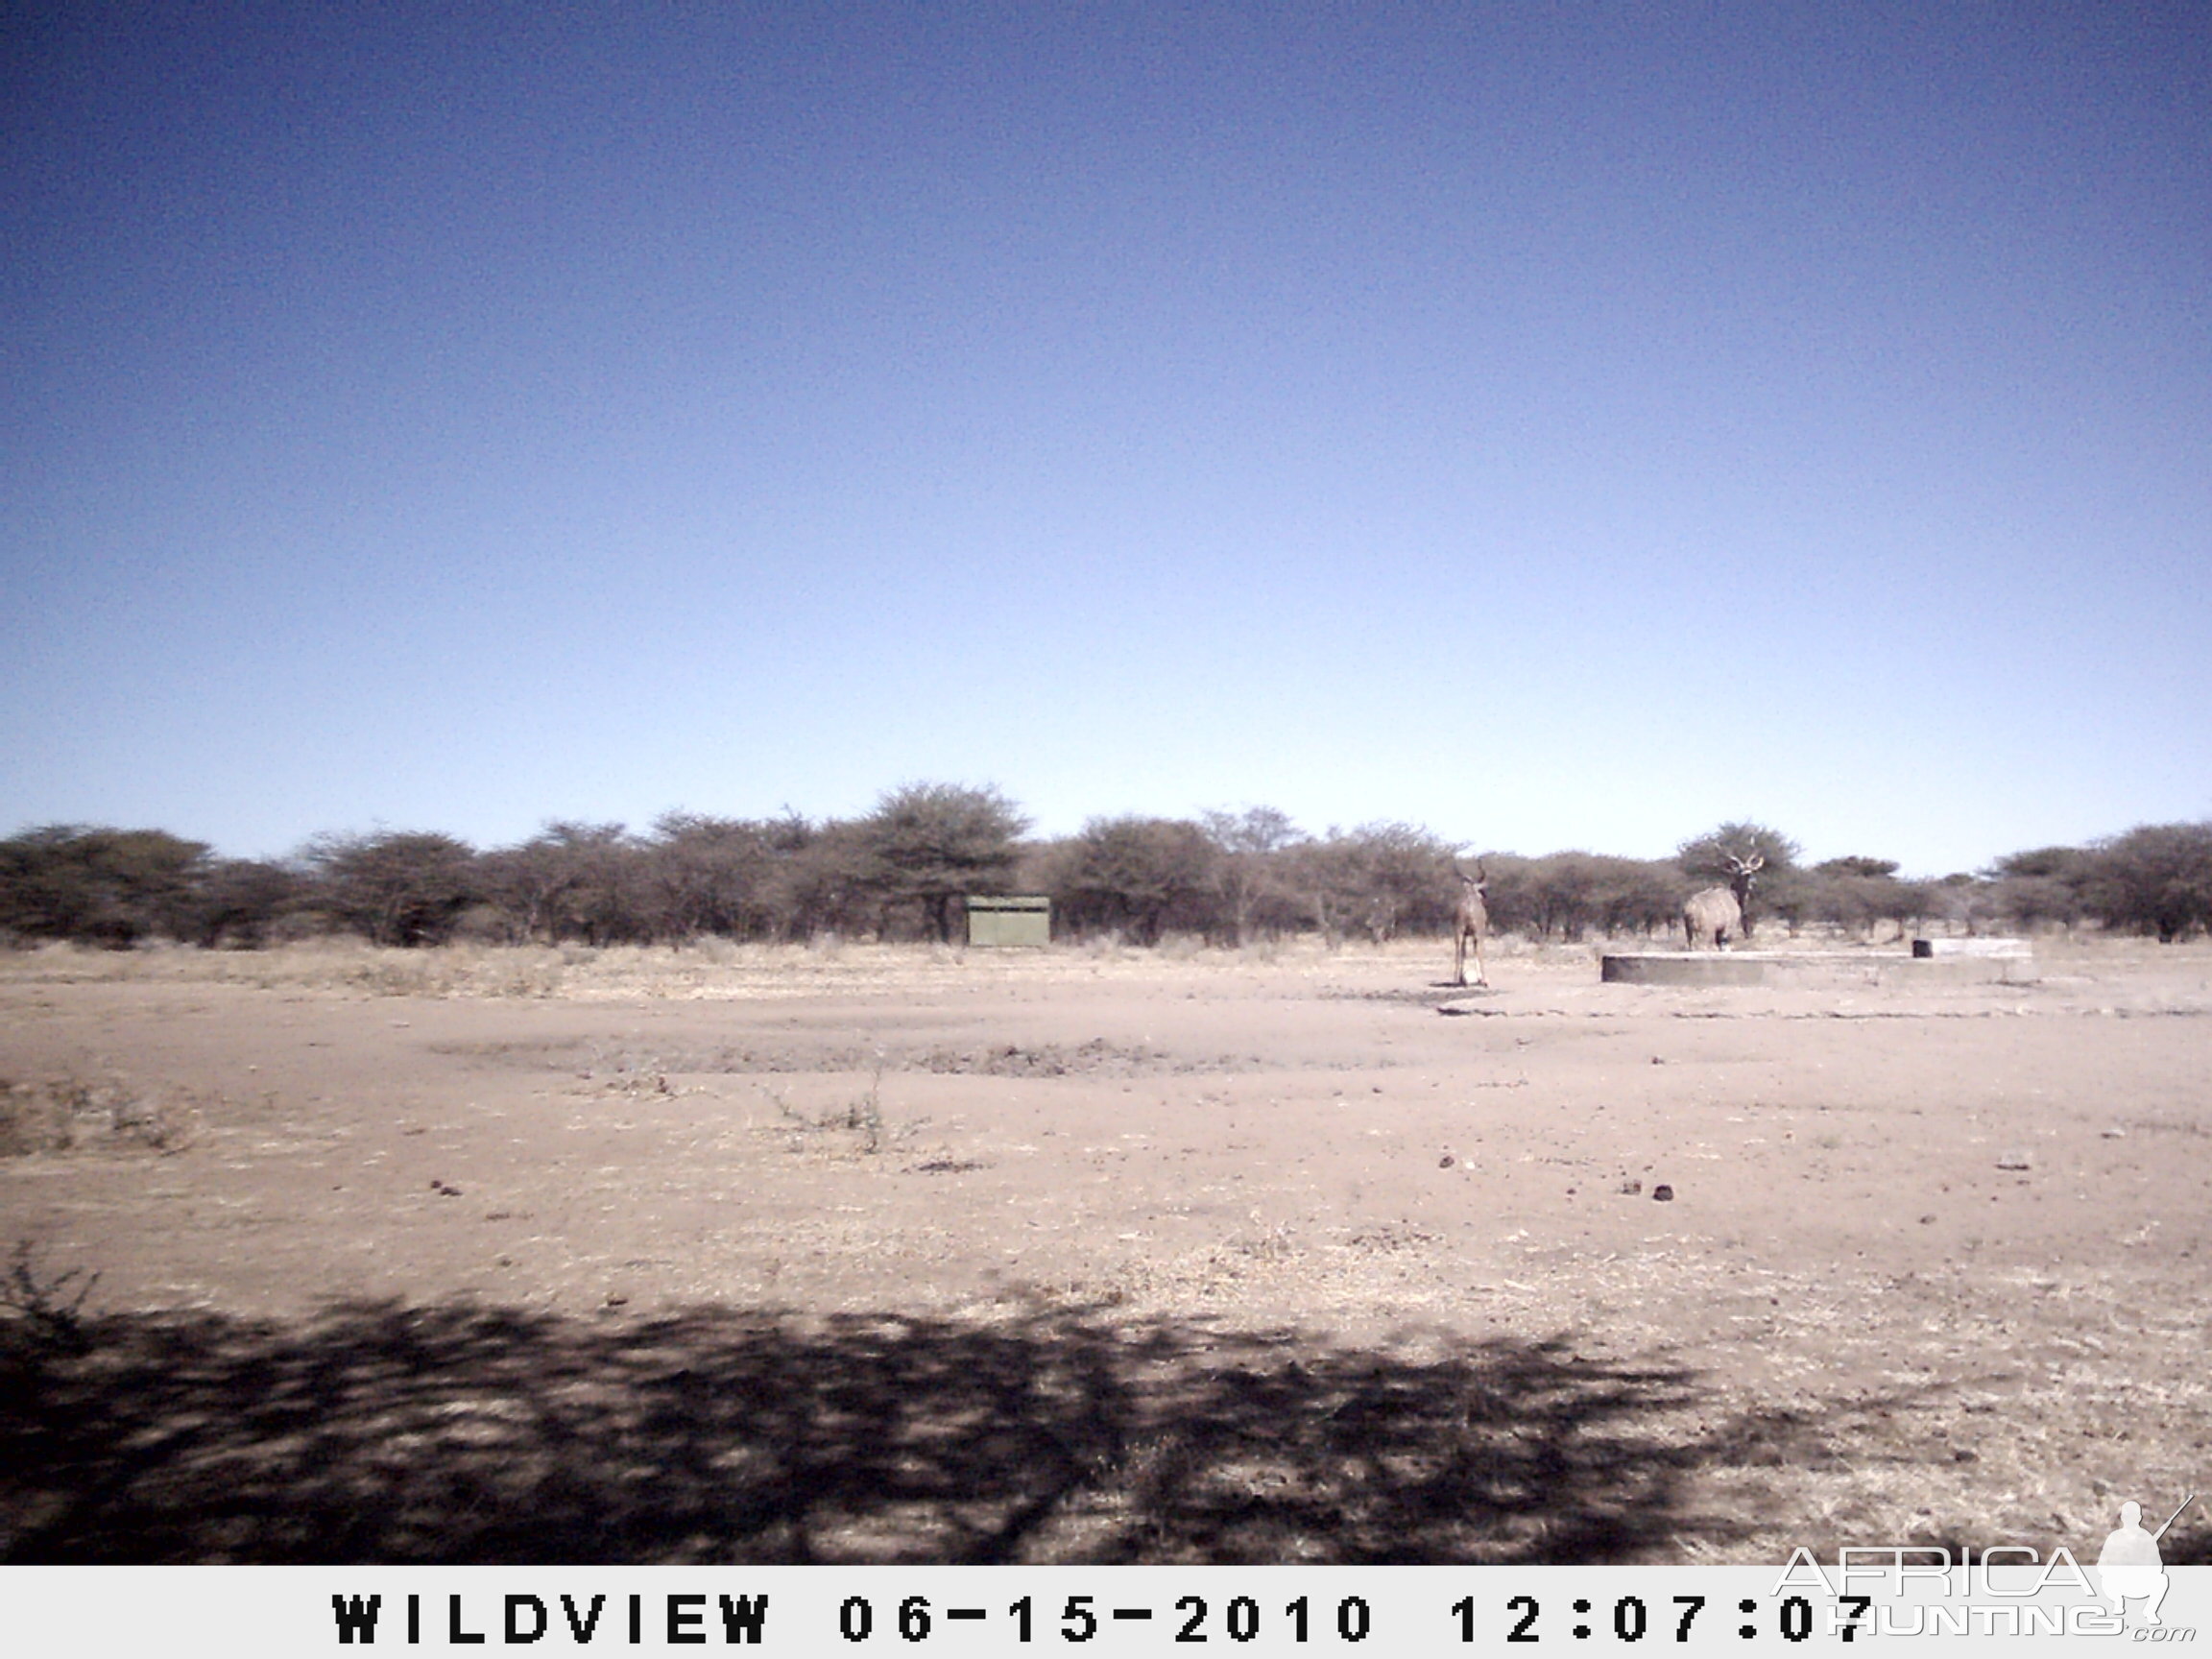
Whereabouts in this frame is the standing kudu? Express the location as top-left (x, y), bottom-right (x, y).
top-left (1453, 862), bottom-right (1490, 987)
top-left (1683, 853), bottom-right (1764, 949)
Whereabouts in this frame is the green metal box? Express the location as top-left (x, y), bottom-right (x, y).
top-left (965, 895), bottom-right (1051, 948)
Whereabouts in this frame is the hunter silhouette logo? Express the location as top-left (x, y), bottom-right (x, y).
top-left (2096, 1494), bottom-right (2196, 1627)
top-left (1772, 1487), bottom-right (2205, 1638)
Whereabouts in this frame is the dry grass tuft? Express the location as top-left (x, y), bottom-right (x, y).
top-left (0, 1072), bottom-right (204, 1156)
top-left (758, 1057), bottom-right (911, 1157)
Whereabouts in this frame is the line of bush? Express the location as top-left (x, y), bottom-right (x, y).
top-left (4, 789), bottom-right (2208, 950)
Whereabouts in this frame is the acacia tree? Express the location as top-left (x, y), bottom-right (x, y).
top-left (474, 823), bottom-right (650, 944)
top-left (1513, 852), bottom-right (1681, 941)
top-left (2086, 822), bottom-right (2212, 942)
top-left (305, 830), bottom-right (478, 947)
top-left (1281, 824), bottom-right (1457, 946)
top-left (1054, 816), bottom-right (1220, 944)
top-left (1201, 806), bottom-right (1306, 944)
top-left (777, 817), bottom-right (889, 940)
top-left (1283, 834), bottom-right (1366, 947)
top-left (644, 811), bottom-right (802, 941)
top-left (1801, 856), bottom-right (1930, 942)
top-left (1342, 823), bottom-right (1460, 941)
top-left (183, 858), bottom-right (306, 948)
top-left (1592, 856), bottom-right (1685, 937)
top-left (547, 823), bottom-right (654, 944)
top-left (1928, 871), bottom-right (2001, 937)
top-left (1519, 852), bottom-right (1605, 941)
top-left (855, 783), bottom-right (1028, 943)
top-left (0, 825), bottom-right (212, 947)
top-left (1986, 846), bottom-right (2097, 932)
top-left (476, 834), bottom-right (580, 944)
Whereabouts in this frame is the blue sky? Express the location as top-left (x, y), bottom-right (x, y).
top-left (5, 4), bottom-right (2206, 875)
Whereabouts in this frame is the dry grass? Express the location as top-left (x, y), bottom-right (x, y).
top-left (0, 1072), bottom-right (203, 1157)
top-left (4, 931), bottom-right (2208, 1564)
top-left (756, 1057), bottom-right (926, 1159)
top-left (0, 932), bottom-right (1612, 1001)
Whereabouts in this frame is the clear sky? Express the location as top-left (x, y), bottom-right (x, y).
top-left (5, 4), bottom-right (2206, 876)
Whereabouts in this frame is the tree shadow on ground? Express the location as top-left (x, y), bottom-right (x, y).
top-left (0, 1299), bottom-right (1932, 1564)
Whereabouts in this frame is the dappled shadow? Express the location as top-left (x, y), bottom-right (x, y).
top-left (5, 1299), bottom-right (1821, 1563)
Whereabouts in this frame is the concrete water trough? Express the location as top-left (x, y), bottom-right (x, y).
top-left (1602, 951), bottom-right (1772, 985)
top-left (1600, 946), bottom-right (2035, 986)
top-left (1911, 936), bottom-right (2032, 959)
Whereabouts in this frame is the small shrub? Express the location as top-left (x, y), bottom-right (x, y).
top-left (763, 1055), bottom-right (897, 1155)
top-left (0, 1074), bottom-right (203, 1156)
top-left (0, 1240), bottom-right (100, 1356)
top-left (0, 1081), bottom-right (65, 1156)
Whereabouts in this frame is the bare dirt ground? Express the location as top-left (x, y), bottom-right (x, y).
top-left (2, 934), bottom-right (2207, 1565)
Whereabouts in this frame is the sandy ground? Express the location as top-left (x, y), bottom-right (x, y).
top-left (2, 934), bottom-right (2207, 1564)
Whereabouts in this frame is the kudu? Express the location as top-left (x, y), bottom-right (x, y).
top-left (1683, 853), bottom-right (1764, 949)
top-left (1452, 862), bottom-right (1490, 987)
